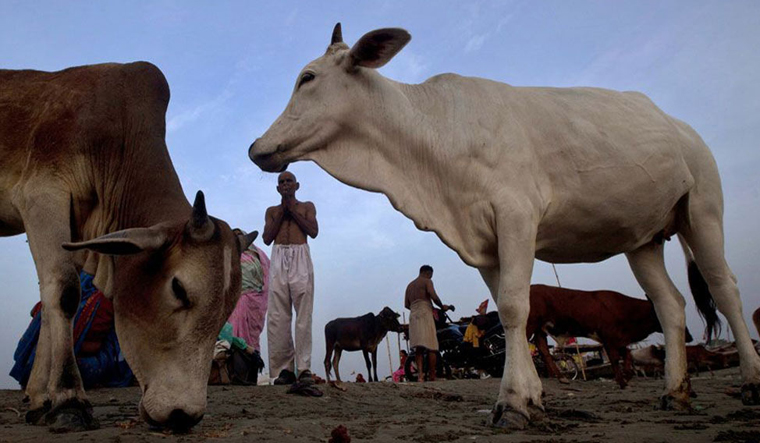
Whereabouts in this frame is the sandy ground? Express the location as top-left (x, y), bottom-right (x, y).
top-left (0, 367), bottom-right (758, 443)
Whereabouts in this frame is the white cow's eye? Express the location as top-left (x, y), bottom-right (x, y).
top-left (298, 72), bottom-right (315, 88)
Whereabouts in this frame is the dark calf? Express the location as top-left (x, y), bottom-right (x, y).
top-left (324, 307), bottom-right (401, 382)
top-left (527, 284), bottom-right (693, 388)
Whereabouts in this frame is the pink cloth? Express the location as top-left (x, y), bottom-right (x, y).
top-left (392, 367), bottom-right (405, 382)
top-left (228, 246), bottom-right (270, 351)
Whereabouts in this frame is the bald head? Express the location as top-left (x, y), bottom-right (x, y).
top-left (277, 171), bottom-right (299, 197)
top-left (278, 171), bottom-right (296, 182)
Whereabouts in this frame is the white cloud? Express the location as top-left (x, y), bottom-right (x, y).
top-left (464, 33), bottom-right (486, 53)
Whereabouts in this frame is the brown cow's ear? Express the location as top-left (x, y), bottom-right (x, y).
top-left (348, 28), bottom-right (411, 69)
top-left (62, 227), bottom-right (169, 255)
top-left (237, 230), bottom-right (259, 252)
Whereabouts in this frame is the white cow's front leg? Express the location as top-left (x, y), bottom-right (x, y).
top-left (479, 223), bottom-right (541, 429)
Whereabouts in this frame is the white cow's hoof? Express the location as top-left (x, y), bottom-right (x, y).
top-left (741, 383), bottom-right (760, 405)
top-left (488, 403), bottom-right (529, 430)
top-left (657, 394), bottom-right (691, 411)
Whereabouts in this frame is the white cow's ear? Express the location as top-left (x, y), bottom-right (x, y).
top-left (62, 227), bottom-right (169, 255)
top-left (349, 28), bottom-right (411, 69)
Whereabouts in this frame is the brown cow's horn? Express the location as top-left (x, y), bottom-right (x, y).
top-left (190, 190), bottom-right (214, 241)
top-left (331, 22), bottom-right (343, 45)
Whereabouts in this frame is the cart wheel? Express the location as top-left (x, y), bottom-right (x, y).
top-left (554, 354), bottom-right (579, 381)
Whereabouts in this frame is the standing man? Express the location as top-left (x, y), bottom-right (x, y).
top-left (263, 171), bottom-right (319, 385)
top-left (404, 265), bottom-right (452, 382)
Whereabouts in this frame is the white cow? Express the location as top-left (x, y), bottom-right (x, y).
top-left (249, 24), bottom-right (760, 427)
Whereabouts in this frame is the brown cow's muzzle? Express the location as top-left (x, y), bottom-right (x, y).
top-left (139, 397), bottom-right (204, 433)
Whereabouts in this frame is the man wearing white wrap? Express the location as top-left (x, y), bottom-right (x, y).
top-left (405, 265), bottom-right (452, 382)
top-left (263, 171), bottom-right (319, 385)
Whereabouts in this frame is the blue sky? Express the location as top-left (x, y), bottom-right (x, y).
top-left (1, 1), bottom-right (759, 388)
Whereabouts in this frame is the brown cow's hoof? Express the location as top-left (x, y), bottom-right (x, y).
top-left (657, 394), bottom-right (691, 411)
top-left (488, 403), bottom-right (529, 430)
top-left (45, 399), bottom-right (99, 432)
top-left (25, 400), bottom-right (51, 425)
top-left (741, 383), bottom-right (760, 405)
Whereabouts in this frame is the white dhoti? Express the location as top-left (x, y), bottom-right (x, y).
top-left (266, 244), bottom-right (314, 378)
top-left (409, 299), bottom-right (439, 351)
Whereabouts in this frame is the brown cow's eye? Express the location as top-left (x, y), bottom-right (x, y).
top-left (172, 277), bottom-right (190, 308)
top-left (298, 72), bottom-right (315, 88)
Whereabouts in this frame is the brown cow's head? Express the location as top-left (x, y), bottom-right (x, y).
top-left (63, 191), bottom-right (256, 432)
top-left (249, 23), bottom-right (411, 172)
top-left (378, 306), bottom-right (402, 333)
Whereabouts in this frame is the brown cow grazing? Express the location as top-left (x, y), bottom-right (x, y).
top-left (0, 62), bottom-right (255, 432)
top-left (527, 285), bottom-right (693, 389)
top-left (324, 307), bottom-right (402, 382)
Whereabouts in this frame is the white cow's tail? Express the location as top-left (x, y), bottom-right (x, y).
top-left (678, 234), bottom-right (722, 342)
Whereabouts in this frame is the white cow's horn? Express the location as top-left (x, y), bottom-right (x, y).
top-left (331, 22), bottom-right (343, 45)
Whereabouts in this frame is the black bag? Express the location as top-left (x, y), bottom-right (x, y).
top-left (228, 349), bottom-right (265, 386)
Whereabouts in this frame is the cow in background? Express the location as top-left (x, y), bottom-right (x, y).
top-left (528, 285), bottom-right (693, 388)
top-left (249, 23), bottom-right (760, 428)
top-left (0, 63), bottom-right (255, 432)
top-left (325, 307), bottom-right (402, 382)
top-left (633, 344), bottom-right (733, 378)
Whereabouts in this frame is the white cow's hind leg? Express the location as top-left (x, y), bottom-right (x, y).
top-left (626, 241), bottom-right (691, 409)
top-left (682, 217), bottom-right (760, 405)
top-left (480, 220), bottom-right (542, 429)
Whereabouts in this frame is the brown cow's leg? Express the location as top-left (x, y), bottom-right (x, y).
top-left (626, 241), bottom-right (690, 410)
top-left (324, 339), bottom-right (334, 383)
top-left (535, 332), bottom-right (566, 383)
top-left (371, 350), bottom-right (379, 382)
top-left (20, 187), bottom-right (96, 430)
top-left (332, 348), bottom-right (343, 382)
top-left (622, 348), bottom-right (635, 382)
top-left (362, 350), bottom-right (373, 382)
top-left (607, 346), bottom-right (627, 389)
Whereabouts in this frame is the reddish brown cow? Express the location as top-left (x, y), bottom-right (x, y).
top-left (527, 284), bottom-right (693, 388)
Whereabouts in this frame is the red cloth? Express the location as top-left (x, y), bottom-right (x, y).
top-left (476, 299), bottom-right (489, 315)
top-left (78, 293), bottom-right (114, 355)
top-left (28, 291), bottom-right (114, 356)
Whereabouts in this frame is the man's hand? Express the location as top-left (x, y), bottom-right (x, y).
top-left (282, 199), bottom-right (297, 214)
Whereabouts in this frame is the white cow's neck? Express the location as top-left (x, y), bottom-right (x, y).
top-left (308, 73), bottom-right (497, 267)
